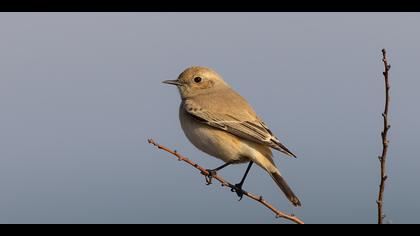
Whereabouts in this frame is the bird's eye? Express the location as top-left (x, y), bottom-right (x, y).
top-left (194, 77), bottom-right (202, 83)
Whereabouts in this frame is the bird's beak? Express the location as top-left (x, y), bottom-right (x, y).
top-left (162, 80), bottom-right (183, 86)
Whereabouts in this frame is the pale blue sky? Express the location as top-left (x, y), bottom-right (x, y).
top-left (0, 13), bottom-right (419, 223)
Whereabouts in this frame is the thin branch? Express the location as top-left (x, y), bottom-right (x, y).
top-left (148, 138), bottom-right (304, 224)
top-left (377, 48), bottom-right (391, 224)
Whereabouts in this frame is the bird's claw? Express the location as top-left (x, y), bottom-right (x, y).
top-left (202, 169), bottom-right (217, 185)
top-left (231, 183), bottom-right (245, 201)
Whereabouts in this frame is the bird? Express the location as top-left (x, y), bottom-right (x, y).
top-left (163, 66), bottom-right (301, 207)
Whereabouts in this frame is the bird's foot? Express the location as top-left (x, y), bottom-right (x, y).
top-left (231, 183), bottom-right (245, 201)
top-left (202, 169), bottom-right (217, 185)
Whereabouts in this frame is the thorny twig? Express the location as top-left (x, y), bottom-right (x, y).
top-left (377, 48), bottom-right (391, 224)
top-left (148, 138), bottom-right (304, 224)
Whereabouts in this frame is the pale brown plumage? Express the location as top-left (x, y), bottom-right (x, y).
top-left (182, 89), bottom-right (297, 158)
top-left (164, 66), bottom-right (301, 207)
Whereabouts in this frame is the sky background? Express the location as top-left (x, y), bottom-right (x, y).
top-left (0, 13), bottom-right (419, 224)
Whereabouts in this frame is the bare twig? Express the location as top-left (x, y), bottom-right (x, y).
top-left (377, 48), bottom-right (391, 224)
top-left (148, 138), bottom-right (304, 224)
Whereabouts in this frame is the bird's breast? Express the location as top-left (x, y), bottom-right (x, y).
top-left (178, 106), bottom-right (247, 163)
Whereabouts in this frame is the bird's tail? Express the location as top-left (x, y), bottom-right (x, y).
top-left (269, 171), bottom-right (301, 207)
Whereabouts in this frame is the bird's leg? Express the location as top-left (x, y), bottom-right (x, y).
top-left (232, 161), bottom-right (254, 200)
top-left (202, 162), bottom-right (231, 185)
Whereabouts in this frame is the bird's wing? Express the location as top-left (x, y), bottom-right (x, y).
top-left (183, 99), bottom-right (296, 158)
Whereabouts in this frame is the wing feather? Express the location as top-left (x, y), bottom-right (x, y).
top-left (183, 100), bottom-right (296, 158)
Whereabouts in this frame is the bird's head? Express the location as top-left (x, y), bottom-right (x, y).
top-left (163, 66), bottom-right (229, 99)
